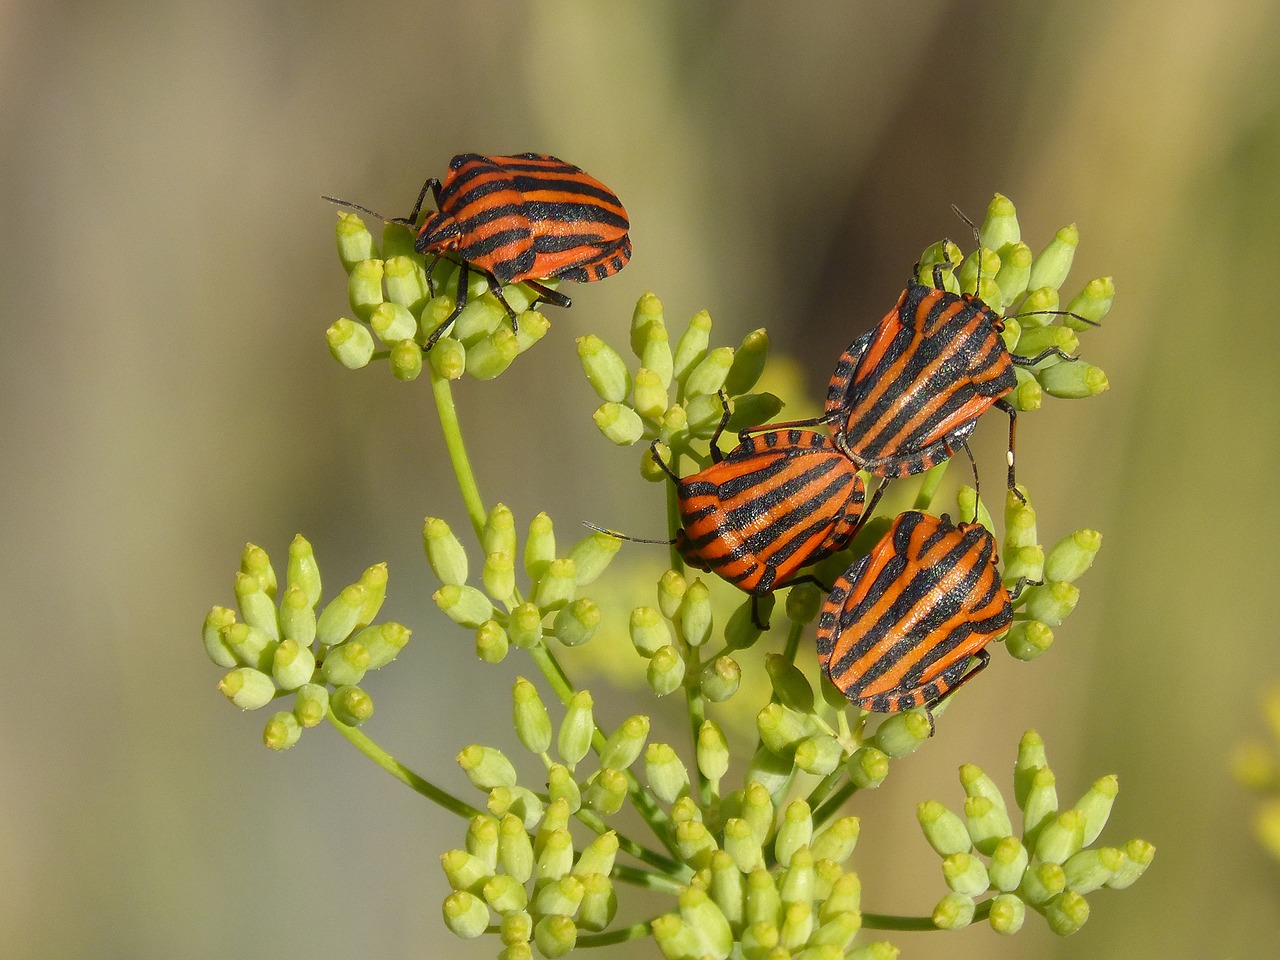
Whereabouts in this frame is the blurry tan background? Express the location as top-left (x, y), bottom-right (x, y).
top-left (3, 0), bottom-right (1278, 957)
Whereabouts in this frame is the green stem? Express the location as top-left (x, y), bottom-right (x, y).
top-left (812, 780), bottom-right (859, 830)
top-left (863, 899), bottom-right (992, 930)
top-left (781, 615), bottom-right (804, 664)
top-left (612, 863), bottom-right (688, 895)
top-left (804, 764), bottom-right (848, 812)
top-left (326, 711), bottom-right (482, 819)
top-left (429, 362), bottom-right (487, 540)
top-left (577, 920), bottom-right (657, 948)
top-left (913, 461), bottom-right (949, 512)
top-left (575, 807), bottom-right (691, 881)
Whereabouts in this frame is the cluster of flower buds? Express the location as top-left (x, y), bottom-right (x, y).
top-left (920, 194), bottom-right (1112, 411)
top-left (425, 505), bottom-right (622, 663)
top-left (916, 730), bottom-right (1153, 936)
top-left (202, 537), bottom-right (409, 748)
top-left (328, 215), bottom-right (550, 381)
top-left (1233, 685), bottom-right (1280, 861)
top-left (577, 294), bottom-right (782, 476)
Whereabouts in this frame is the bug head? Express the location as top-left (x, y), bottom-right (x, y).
top-left (414, 210), bottom-right (462, 255)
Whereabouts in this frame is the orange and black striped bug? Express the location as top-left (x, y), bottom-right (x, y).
top-left (326, 153), bottom-right (630, 347)
top-left (642, 400), bottom-right (867, 627)
top-left (816, 510), bottom-right (1034, 728)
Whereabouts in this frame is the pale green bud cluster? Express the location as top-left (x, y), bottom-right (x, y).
top-left (1233, 685), bottom-right (1280, 861)
top-left (203, 536), bottom-right (409, 747)
top-left (917, 194), bottom-right (1111, 412)
top-left (577, 295), bottom-right (782, 475)
top-left (916, 730), bottom-right (1153, 936)
top-left (328, 215), bottom-right (551, 381)
top-left (997, 485), bottom-right (1102, 662)
top-left (424, 507), bottom-right (620, 661)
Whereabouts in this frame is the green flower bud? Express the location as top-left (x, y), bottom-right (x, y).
top-left (533, 559), bottom-right (577, 611)
top-left (329, 684), bottom-right (372, 725)
top-left (271, 637), bottom-right (315, 690)
top-left (442, 890), bottom-right (489, 939)
top-left (584, 768), bottom-right (627, 816)
top-left (465, 814), bottom-right (500, 871)
top-left (917, 800), bottom-right (970, 857)
top-left (1044, 890), bottom-right (1089, 936)
top-left (745, 749), bottom-right (793, 806)
top-left (1071, 774), bottom-right (1118, 845)
top-left (1009, 365), bottom-right (1042, 411)
top-left (988, 892), bottom-right (1025, 935)
top-left (533, 915), bottom-right (577, 958)
top-left (1014, 729), bottom-right (1048, 801)
top-left (639, 323), bottom-right (674, 387)
top-left (263, 710), bottom-right (302, 750)
top-left (872, 709), bottom-right (932, 758)
top-left (1002, 544), bottom-right (1044, 585)
top-left (821, 870), bottom-right (862, 921)
top-left (573, 830), bottom-right (619, 878)
top-left (479, 504), bottom-right (514, 559)
top-left (779, 900), bottom-right (814, 952)
top-left (725, 329), bottom-right (770, 395)
top-left (676, 819), bottom-right (719, 869)
top-left (601, 715), bottom-right (650, 770)
top-left (482, 551), bottom-right (516, 606)
top-left (219, 667), bottom-right (275, 710)
top-left (347, 258), bottom-right (384, 320)
top-left (811, 816), bottom-right (860, 866)
top-left (203, 606), bottom-right (239, 668)
top-left (757, 702), bottom-right (811, 757)
top-left (458, 744), bottom-right (518, 790)
top-left (980, 193), bottom-right (1020, 250)
top-left (510, 677), bottom-right (552, 755)
top-left (320, 639), bottom-right (369, 686)
top-left (316, 584), bottom-right (366, 645)
top-left (451, 290), bottom-right (506, 346)
top-left (385, 255), bottom-right (430, 313)
top-left (500, 910), bottom-right (533, 949)
top-left (988, 835), bottom-right (1030, 892)
top-left (918, 240), bottom-right (961, 285)
top-left (794, 735), bottom-right (843, 776)
top-left (577, 335), bottom-right (632, 402)
top-left (684, 391), bottom-right (725, 438)
top-left (483, 874), bottom-right (528, 914)
top-left (369, 301), bottom-right (418, 344)
top-left (701, 656), bottom-right (742, 702)
top-left (1015, 320), bottom-right (1077, 364)
top-left (848, 942), bottom-right (899, 960)
top-left (534, 875), bottom-right (585, 918)
top-left (234, 572), bottom-right (278, 641)
top-left (808, 911), bottom-right (862, 953)
top-left (727, 601), bottom-right (762, 655)
top-left (1005, 621), bottom-right (1054, 660)
top-left (1028, 223), bottom-right (1078, 291)
top-left (955, 485), bottom-right (994, 530)
top-left (335, 213), bottom-right (375, 271)
top-left (736, 781), bottom-right (773, 844)
top-left (239, 543), bottom-right (277, 598)
top-left (1004, 497), bottom-right (1038, 553)
top-left (534, 826), bottom-right (575, 881)
top-left (277, 585), bottom-right (315, 649)
top-left (494, 786), bottom-right (543, 833)
top-left (848, 747), bottom-right (890, 789)
top-left (433, 584), bottom-right (494, 628)
top-left (541, 763), bottom-right (577, 813)
top-left (577, 873), bottom-right (616, 932)
top-left (1107, 839), bottom-right (1155, 889)
top-left (1022, 581), bottom-right (1079, 626)
top-left (1065, 276), bottom-right (1115, 330)
top-left (630, 292), bottom-right (666, 356)
top-left (652, 914), bottom-right (701, 960)
top-left (685, 346), bottom-right (735, 398)
top-left (706, 851), bottom-right (744, 927)
top-left (932, 891), bottom-right (974, 929)
top-left (958, 247), bottom-right (1001, 299)
top-left (1022, 766), bottom-right (1059, 849)
top-left (326, 318), bottom-right (375, 369)
top-left (293, 682), bottom-right (328, 727)
top-left (558, 691), bottom-right (594, 766)
top-left (512, 309), bottom-right (550, 355)
top-left (676, 578), bottom-right (713, 647)
top-left (1037, 360), bottom-right (1108, 398)
top-left (1020, 861), bottom-right (1066, 905)
top-left (389, 338), bottom-right (423, 381)
top-left (657, 569), bottom-right (687, 619)
top-left (499, 814), bottom-right (534, 883)
top-left (775, 802), bottom-right (813, 867)
top-left (1062, 846), bottom-right (1123, 894)
top-left (507, 602), bottom-right (543, 649)
top-left (740, 919), bottom-right (779, 959)
top-left (552, 598), bottom-right (600, 648)
top-left (744, 867), bottom-right (783, 930)
top-left (672, 309), bottom-right (712, 386)
top-left (476, 619), bottom-right (509, 663)
top-left (726, 392), bottom-right (785, 433)
top-left (593, 401), bottom-right (644, 446)
top-left (568, 531), bottom-right (621, 587)
top-left (648, 645), bottom-right (686, 696)
top-left (964, 800), bottom-right (1012, 855)
top-left (1044, 530), bottom-right (1102, 585)
top-left (679, 886), bottom-right (733, 959)
top-left (723, 818), bottom-right (764, 873)
top-left (521, 512), bottom-right (555, 583)
top-left (465, 326), bottom-right (519, 380)
top-left (633, 367), bottom-right (669, 420)
top-left (995, 241), bottom-right (1033, 305)
top-left (782, 583), bottom-right (822, 627)
top-left (942, 852), bottom-right (989, 897)
top-left (630, 606), bottom-right (671, 657)
top-left (429, 336), bottom-right (466, 380)
top-left (692, 720), bottom-right (728, 788)
top-left (354, 621), bottom-right (410, 670)
top-left (766, 655), bottom-right (815, 714)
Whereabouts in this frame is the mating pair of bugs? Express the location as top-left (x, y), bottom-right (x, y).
top-left (653, 260), bottom-right (1086, 724)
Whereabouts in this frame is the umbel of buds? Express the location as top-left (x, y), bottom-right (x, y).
top-left (203, 537), bottom-right (410, 748)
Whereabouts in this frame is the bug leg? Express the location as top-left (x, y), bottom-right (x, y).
top-left (1012, 346), bottom-right (1078, 365)
top-left (402, 177), bottom-right (442, 226)
top-left (425, 261), bottom-right (471, 350)
top-left (750, 596), bottom-right (771, 631)
top-left (993, 398), bottom-right (1025, 503)
top-left (709, 391), bottom-right (733, 464)
top-left (1006, 576), bottom-right (1044, 602)
top-left (483, 273), bottom-right (522, 333)
top-left (959, 440), bottom-right (981, 506)
top-left (922, 648), bottom-right (992, 735)
top-left (648, 439), bottom-right (681, 484)
top-left (522, 279), bottom-right (573, 310)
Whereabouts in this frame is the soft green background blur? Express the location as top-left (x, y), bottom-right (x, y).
top-left (4, 1), bottom-right (1279, 957)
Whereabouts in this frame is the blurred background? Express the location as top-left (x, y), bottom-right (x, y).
top-left (3, 0), bottom-right (1278, 957)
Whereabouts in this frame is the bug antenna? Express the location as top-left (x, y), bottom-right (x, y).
top-left (321, 195), bottom-right (397, 223)
top-left (581, 520), bottom-right (675, 546)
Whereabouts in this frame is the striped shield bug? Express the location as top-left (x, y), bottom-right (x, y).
top-left (326, 153), bottom-right (630, 347)
top-left (816, 510), bottom-right (1028, 725)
